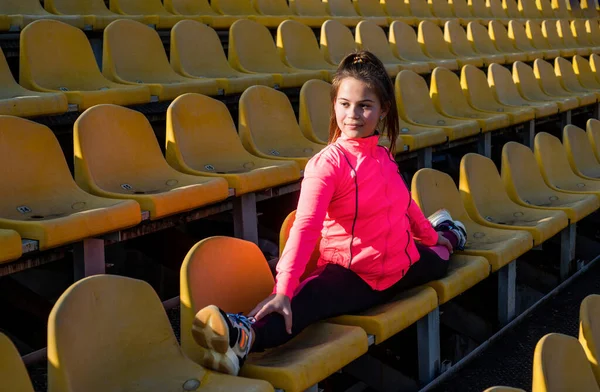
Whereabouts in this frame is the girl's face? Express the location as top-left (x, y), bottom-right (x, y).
top-left (334, 77), bottom-right (387, 139)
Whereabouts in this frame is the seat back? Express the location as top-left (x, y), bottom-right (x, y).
top-left (382, 0), bottom-right (412, 16)
top-left (508, 20), bottom-right (536, 52)
top-left (103, 19), bottom-right (180, 84)
top-left (573, 55), bottom-right (600, 89)
top-left (587, 119), bottom-right (600, 162)
top-left (411, 168), bottom-right (471, 222)
top-left (254, 0), bottom-right (293, 15)
top-left (571, 19), bottom-right (592, 47)
top-left (299, 79), bottom-right (331, 143)
top-left (0, 44), bottom-right (20, 89)
top-left (321, 19), bottom-right (357, 64)
top-left (0, 0), bottom-right (47, 14)
top-left (354, 0), bottom-right (388, 16)
top-left (229, 19), bottom-right (288, 73)
top-left (430, 67), bottom-right (475, 114)
top-left (20, 20), bottom-right (108, 91)
top-left (0, 116), bottom-right (79, 219)
top-left (526, 20), bottom-right (551, 50)
top-left (585, 20), bottom-right (600, 46)
top-left (591, 54), bottom-right (600, 80)
top-left (461, 64), bottom-right (500, 108)
top-left (165, 0), bottom-right (217, 15)
top-left (418, 20), bottom-right (454, 58)
top-left (533, 58), bottom-right (568, 96)
top-left (501, 141), bottom-right (554, 204)
top-left (445, 20), bottom-right (476, 57)
top-left (534, 132), bottom-right (579, 187)
top-left (450, 0), bottom-right (474, 18)
top-left (46, 0), bottom-right (112, 14)
top-left (580, 294), bottom-right (600, 386)
top-left (535, 0), bottom-right (556, 17)
top-left (430, 0), bottom-right (456, 17)
top-left (532, 333), bottom-right (600, 392)
top-left (277, 19), bottom-right (330, 69)
top-left (469, 0), bottom-right (493, 18)
top-left (518, 0), bottom-right (542, 18)
top-left (0, 333), bottom-right (35, 392)
top-left (290, 0), bottom-right (330, 16)
top-left (468, 21), bottom-right (500, 54)
top-left (171, 20), bottom-right (234, 78)
top-left (279, 210), bottom-right (322, 276)
top-left (541, 20), bottom-right (566, 49)
top-left (390, 21), bottom-right (431, 61)
top-left (488, 63), bottom-right (529, 104)
top-left (239, 85), bottom-right (316, 155)
top-left (555, 57), bottom-right (584, 91)
top-left (355, 20), bottom-right (398, 63)
top-left (512, 61), bottom-right (549, 100)
top-left (74, 104), bottom-right (172, 194)
top-left (502, 0), bottom-right (521, 18)
top-left (326, 0), bottom-right (360, 16)
top-left (459, 153), bottom-right (515, 218)
top-left (180, 237), bottom-right (274, 363)
top-left (563, 124), bottom-right (600, 177)
top-left (487, 0), bottom-right (509, 18)
top-left (408, 0), bottom-right (435, 17)
top-left (395, 70), bottom-right (443, 121)
top-left (212, 0), bottom-right (258, 14)
top-left (556, 19), bottom-right (580, 49)
top-left (166, 93), bottom-right (257, 173)
top-left (489, 20), bottom-right (517, 53)
top-left (110, 0), bottom-right (172, 15)
top-left (550, 0), bottom-right (571, 18)
top-left (48, 275), bottom-right (195, 392)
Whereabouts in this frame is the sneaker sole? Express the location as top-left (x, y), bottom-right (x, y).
top-left (192, 305), bottom-right (240, 375)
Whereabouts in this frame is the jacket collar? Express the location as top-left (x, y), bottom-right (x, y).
top-left (336, 132), bottom-right (380, 153)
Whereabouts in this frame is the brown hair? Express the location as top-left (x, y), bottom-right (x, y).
top-left (328, 50), bottom-right (399, 156)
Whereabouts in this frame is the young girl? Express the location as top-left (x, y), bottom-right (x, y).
top-left (192, 50), bottom-right (467, 376)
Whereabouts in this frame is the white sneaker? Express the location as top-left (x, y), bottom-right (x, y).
top-left (427, 209), bottom-right (467, 250)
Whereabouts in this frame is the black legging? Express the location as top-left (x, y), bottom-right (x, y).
top-left (251, 244), bottom-right (449, 351)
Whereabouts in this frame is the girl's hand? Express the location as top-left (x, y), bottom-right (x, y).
top-left (248, 293), bottom-right (293, 334)
top-left (436, 231), bottom-right (453, 254)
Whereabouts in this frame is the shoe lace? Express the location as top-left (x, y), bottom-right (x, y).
top-left (229, 313), bottom-right (254, 329)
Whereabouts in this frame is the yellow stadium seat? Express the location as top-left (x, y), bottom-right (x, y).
top-left (541, 20), bottom-right (577, 58)
top-left (488, 63), bottom-right (559, 118)
top-left (110, 0), bottom-right (189, 29)
top-left (20, 20), bottom-right (151, 110)
top-left (588, 118), bottom-right (600, 163)
top-left (534, 58), bottom-right (597, 107)
top-left (572, 55), bottom-right (600, 91)
top-left (460, 153), bottom-right (568, 246)
top-left (526, 20), bottom-right (561, 60)
top-left (484, 387), bottom-right (527, 392)
top-left (570, 20), bottom-right (600, 51)
top-left (396, 70), bottom-right (481, 141)
top-left (406, 0), bottom-right (444, 26)
top-left (461, 65), bottom-right (536, 124)
top-left (0, 229), bottom-right (22, 263)
top-left (276, 20), bottom-right (338, 80)
top-left (0, 116), bottom-right (140, 251)
top-left (390, 21), bottom-right (459, 71)
top-left (431, 67), bottom-right (511, 131)
top-left (512, 61), bottom-right (579, 112)
top-left (557, 19), bottom-right (591, 56)
top-left (419, 20), bottom-right (482, 67)
top-left (534, 132), bottom-right (600, 197)
top-left (290, 0), bottom-right (361, 27)
top-left (299, 79), bottom-right (448, 150)
top-left (164, 0), bottom-right (239, 29)
top-left (170, 20), bottom-right (275, 95)
top-left (470, 0), bottom-right (504, 24)
top-left (536, 0), bottom-right (558, 18)
top-left (467, 22), bottom-right (510, 64)
top-left (211, 0), bottom-right (284, 27)
top-left (254, 0), bottom-right (325, 27)
top-left (487, 0), bottom-right (512, 20)
top-left (228, 19), bottom-right (324, 88)
top-left (446, 21), bottom-right (502, 67)
top-left (166, 93), bottom-right (301, 195)
top-left (550, 0), bottom-right (572, 19)
top-left (518, 0), bottom-right (544, 19)
top-left (180, 237), bottom-right (369, 392)
top-left (426, 254), bottom-right (490, 304)
top-left (579, 294), bottom-right (600, 386)
top-left (508, 20), bottom-right (547, 61)
top-left (0, 333), bottom-right (34, 392)
top-left (532, 333), bottom-right (600, 392)
top-left (327, 0), bottom-right (388, 25)
top-left (488, 21), bottom-right (530, 63)
top-left (45, 0), bottom-right (151, 30)
top-left (502, 141), bottom-right (599, 223)
top-left (356, 20), bottom-right (431, 74)
top-left (585, 20), bottom-right (600, 46)
top-left (48, 275), bottom-right (274, 392)
top-left (451, 0), bottom-right (483, 23)
top-left (591, 54), bottom-right (600, 83)
top-left (0, 0), bottom-right (86, 29)
top-left (239, 86), bottom-right (325, 170)
top-left (0, 16), bottom-right (11, 31)
top-left (430, 0), bottom-right (467, 25)
top-left (412, 168), bottom-right (533, 272)
top-left (0, 48), bottom-right (68, 117)
top-left (382, 0), bottom-right (419, 24)
top-left (502, 0), bottom-right (524, 20)
top-left (563, 124), bottom-right (600, 180)
top-left (103, 19), bottom-right (219, 101)
top-left (555, 57), bottom-right (600, 100)
top-left (320, 20), bottom-right (398, 76)
top-left (74, 104), bottom-right (230, 220)
top-left (355, 0), bottom-right (416, 25)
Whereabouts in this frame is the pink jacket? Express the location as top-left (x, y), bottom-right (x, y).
top-left (275, 134), bottom-right (439, 299)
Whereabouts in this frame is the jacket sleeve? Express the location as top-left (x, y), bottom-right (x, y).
top-left (274, 152), bottom-right (339, 299)
top-left (407, 199), bottom-right (439, 247)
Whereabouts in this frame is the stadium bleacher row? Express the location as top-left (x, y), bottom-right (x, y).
top-left (0, 0), bottom-right (599, 391)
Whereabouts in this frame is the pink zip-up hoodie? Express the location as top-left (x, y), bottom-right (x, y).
top-left (275, 133), bottom-right (439, 299)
